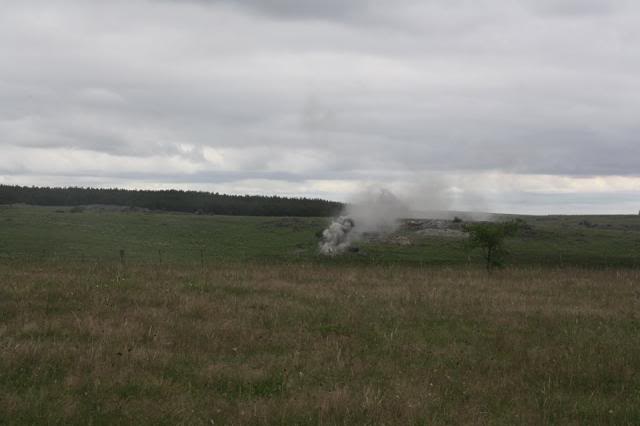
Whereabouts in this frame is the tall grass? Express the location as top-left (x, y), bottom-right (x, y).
top-left (1, 262), bottom-right (639, 424)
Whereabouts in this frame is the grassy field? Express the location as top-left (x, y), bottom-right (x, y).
top-left (1, 205), bottom-right (640, 267)
top-left (0, 205), bottom-right (327, 265)
top-left (1, 205), bottom-right (640, 424)
top-left (2, 263), bottom-right (640, 424)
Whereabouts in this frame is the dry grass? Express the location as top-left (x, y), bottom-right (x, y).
top-left (1, 262), bottom-right (639, 425)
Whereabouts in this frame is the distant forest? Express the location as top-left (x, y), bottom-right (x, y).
top-left (0, 185), bottom-right (343, 217)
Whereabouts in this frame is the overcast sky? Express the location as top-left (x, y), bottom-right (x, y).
top-left (1, 0), bottom-right (639, 214)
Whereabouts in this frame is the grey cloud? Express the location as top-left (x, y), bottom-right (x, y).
top-left (0, 168), bottom-right (304, 184)
top-left (169, 0), bottom-right (371, 21)
top-left (1, 0), bottom-right (640, 213)
top-left (528, 0), bottom-right (619, 17)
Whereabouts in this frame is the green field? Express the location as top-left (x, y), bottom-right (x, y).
top-left (1, 205), bottom-right (640, 267)
top-left (1, 205), bottom-right (640, 425)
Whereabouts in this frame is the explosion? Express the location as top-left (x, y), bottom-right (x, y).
top-left (318, 188), bottom-right (411, 256)
top-left (319, 216), bottom-right (355, 255)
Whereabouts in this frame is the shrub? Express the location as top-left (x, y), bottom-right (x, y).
top-left (463, 220), bottom-right (521, 271)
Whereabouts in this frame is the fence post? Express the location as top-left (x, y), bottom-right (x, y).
top-left (119, 249), bottom-right (125, 266)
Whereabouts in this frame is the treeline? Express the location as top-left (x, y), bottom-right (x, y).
top-left (0, 185), bottom-right (343, 217)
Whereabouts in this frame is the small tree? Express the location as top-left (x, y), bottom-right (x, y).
top-left (463, 220), bottom-right (521, 271)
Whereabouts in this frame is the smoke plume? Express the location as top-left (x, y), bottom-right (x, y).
top-left (318, 216), bottom-right (355, 255)
top-left (319, 188), bottom-right (409, 255)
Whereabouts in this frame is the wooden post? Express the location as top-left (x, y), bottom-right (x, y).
top-left (119, 249), bottom-right (125, 266)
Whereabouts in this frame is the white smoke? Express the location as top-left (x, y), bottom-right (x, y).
top-left (319, 188), bottom-right (410, 255)
top-left (347, 188), bottom-right (410, 235)
top-left (318, 181), bottom-right (495, 255)
top-left (318, 216), bottom-right (355, 255)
